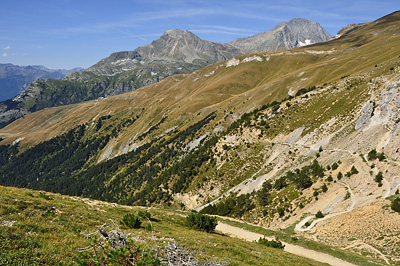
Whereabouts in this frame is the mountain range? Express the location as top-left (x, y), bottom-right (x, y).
top-left (0, 18), bottom-right (330, 128)
top-left (0, 63), bottom-right (83, 102)
top-left (3, 11), bottom-right (400, 264)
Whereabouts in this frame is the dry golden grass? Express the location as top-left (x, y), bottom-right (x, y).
top-left (2, 11), bottom-right (400, 150)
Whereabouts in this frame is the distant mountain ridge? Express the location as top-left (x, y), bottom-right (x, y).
top-left (230, 18), bottom-right (332, 53)
top-left (0, 63), bottom-right (84, 101)
top-left (85, 19), bottom-right (331, 76)
top-left (0, 18), bottom-right (331, 128)
top-left (85, 29), bottom-right (242, 76)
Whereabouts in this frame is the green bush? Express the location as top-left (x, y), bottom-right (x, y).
top-left (186, 211), bottom-right (217, 233)
top-left (257, 237), bottom-right (285, 249)
top-left (138, 210), bottom-right (151, 220)
top-left (375, 171), bottom-right (383, 183)
top-left (39, 192), bottom-right (53, 200)
top-left (277, 207), bottom-right (285, 217)
top-left (315, 211), bottom-right (324, 218)
top-left (368, 149), bottom-right (386, 161)
top-left (368, 149), bottom-right (378, 160)
top-left (337, 172), bottom-right (343, 180)
top-left (391, 197), bottom-right (400, 213)
top-left (257, 187), bottom-right (271, 206)
top-left (120, 213), bottom-right (141, 229)
top-left (78, 241), bottom-right (161, 266)
top-left (145, 223), bottom-right (153, 232)
top-left (350, 166), bottom-right (359, 175)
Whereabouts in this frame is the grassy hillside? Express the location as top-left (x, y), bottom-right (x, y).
top-left (0, 185), bottom-right (325, 265)
top-left (1, 11), bottom-right (400, 265)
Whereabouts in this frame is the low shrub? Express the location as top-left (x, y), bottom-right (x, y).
top-left (391, 197), bottom-right (400, 213)
top-left (257, 237), bottom-right (285, 249)
top-left (78, 241), bottom-right (161, 266)
top-left (138, 210), bottom-right (151, 220)
top-left (337, 172), bottom-right (343, 180)
top-left (186, 211), bottom-right (217, 233)
top-left (121, 213), bottom-right (141, 229)
top-left (315, 211), bottom-right (324, 218)
top-left (375, 171), bottom-right (383, 183)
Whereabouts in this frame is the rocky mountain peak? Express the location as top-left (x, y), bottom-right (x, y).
top-left (85, 19), bottom-right (332, 76)
top-left (85, 29), bottom-right (241, 76)
top-left (163, 29), bottom-right (194, 38)
top-left (230, 18), bottom-right (331, 53)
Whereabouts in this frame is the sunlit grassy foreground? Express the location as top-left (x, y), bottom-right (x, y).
top-left (0, 185), bottom-right (325, 265)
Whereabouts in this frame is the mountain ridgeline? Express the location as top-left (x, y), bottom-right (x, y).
top-left (0, 10), bottom-right (399, 203)
top-left (0, 18), bottom-right (331, 128)
top-left (2, 11), bottom-right (400, 265)
top-left (230, 18), bottom-right (331, 53)
top-left (0, 63), bottom-right (83, 101)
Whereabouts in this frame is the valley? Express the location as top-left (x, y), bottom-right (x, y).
top-left (1, 10), bottom-right (400, 266)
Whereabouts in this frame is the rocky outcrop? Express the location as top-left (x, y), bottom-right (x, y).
top-left (230, 18), bottom-right (331, 54)
top-left (356, 78), bottom-right (400, 132)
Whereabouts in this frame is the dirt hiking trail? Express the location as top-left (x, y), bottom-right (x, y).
top-left (217, 222), bottom-right (359, 266)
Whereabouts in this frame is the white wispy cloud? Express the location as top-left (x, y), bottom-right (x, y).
top-left (190, 25), bottom-right (256, 34)
top-left (3, 45), bottom-right (11, 50)
top-left (1, 53), bottom-right (7, 57)
top-left (55, 6), bottom-right (274, 37)
top-left (61, 8), bottom-right (222, 35)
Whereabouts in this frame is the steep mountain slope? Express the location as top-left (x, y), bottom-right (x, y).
top-left (230, 18), bottom-right (331, 53)
top-left (0, 63), bottom-right (83, 101)
top-left (1, 10), bottom-right (400, 264)
top-left (0, 19), bottom-right (330, 128)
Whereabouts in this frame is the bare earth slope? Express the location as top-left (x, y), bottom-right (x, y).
top-left (1, 10), bottom-right (400, 266)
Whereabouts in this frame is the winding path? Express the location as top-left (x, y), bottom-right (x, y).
top-left (217, 222), bottom-right (358, 266)
top-left (344, 240), bottom-right (390, 265)
top-left (295, 181), bottom-right (355, 232)
top-left (199, 139), bottom-right (395, 265)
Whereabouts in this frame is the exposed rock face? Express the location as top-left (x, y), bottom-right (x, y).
top-left (356, 78), bottom-right (400, 132)
top-left (85, 30), bottom-right (242, 76)
top-left (355, 101), bottom-right (374, 130)
top-left (230, 18), bottom-right (332, 53)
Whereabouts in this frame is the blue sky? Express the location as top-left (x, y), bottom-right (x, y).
top-left (0, 0), bottom-right (398, 69)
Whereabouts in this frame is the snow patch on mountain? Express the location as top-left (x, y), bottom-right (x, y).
top-left (299, 39), bottom-right (313, 47)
